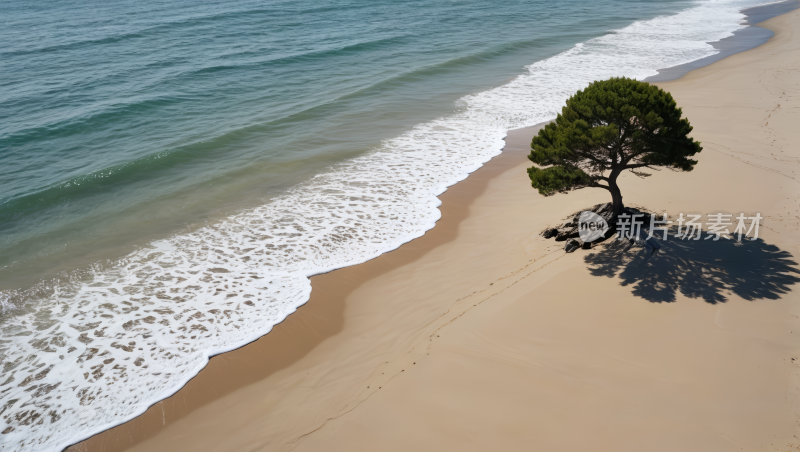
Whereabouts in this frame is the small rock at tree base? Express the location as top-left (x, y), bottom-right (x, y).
top-left (564, 239), bottom-right (582, 253)
top-left (541, 228), bottom-right (558, 239)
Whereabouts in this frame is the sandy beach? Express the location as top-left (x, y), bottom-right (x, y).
top-left (70, 9), bottom-right (800, 452)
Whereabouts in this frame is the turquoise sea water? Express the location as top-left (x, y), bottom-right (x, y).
top-left (1, 0), bottom-right (702, 289)
top-left (0, 0), bottom-right (778, 449)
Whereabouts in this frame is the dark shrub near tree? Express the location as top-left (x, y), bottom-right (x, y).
top-left (527, 77), bottom-right (702, 219)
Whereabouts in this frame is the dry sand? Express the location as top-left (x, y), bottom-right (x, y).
top-left (71, 9), bottom-right (800, 452)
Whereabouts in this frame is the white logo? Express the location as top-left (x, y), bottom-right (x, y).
top-left (578, 211), bottom-right (609, 242)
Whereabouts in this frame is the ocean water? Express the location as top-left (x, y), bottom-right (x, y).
top-left (0, 0), bottom-right (780, 449)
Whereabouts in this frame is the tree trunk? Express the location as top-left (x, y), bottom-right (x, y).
top-left (608, 174), bottom-right (624, 220)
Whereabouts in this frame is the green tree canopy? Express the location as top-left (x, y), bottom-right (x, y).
top-left (528, 77), bottom-right (701, 217)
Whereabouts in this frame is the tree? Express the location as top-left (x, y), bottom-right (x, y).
top-left (527, 77), bottom-right (701, 219)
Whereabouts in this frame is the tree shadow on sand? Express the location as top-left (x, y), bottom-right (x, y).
top-left (584, 233), bottom-right (800, 304)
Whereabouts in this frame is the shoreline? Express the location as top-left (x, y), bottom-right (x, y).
top-left (645, 0), bottom-right (799, 82)
top-left (67, 6), bottom-right (800, 452)
top-left (67, 124), bottom-right (548, 452)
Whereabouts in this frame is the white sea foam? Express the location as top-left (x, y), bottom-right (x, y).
top-left (0, 1), bottom-right (771, 449)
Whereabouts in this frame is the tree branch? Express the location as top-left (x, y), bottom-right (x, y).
top-left (574, 149), bottom-right (611, 168)
top-left (622, 163), bottom-right (653, 169)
